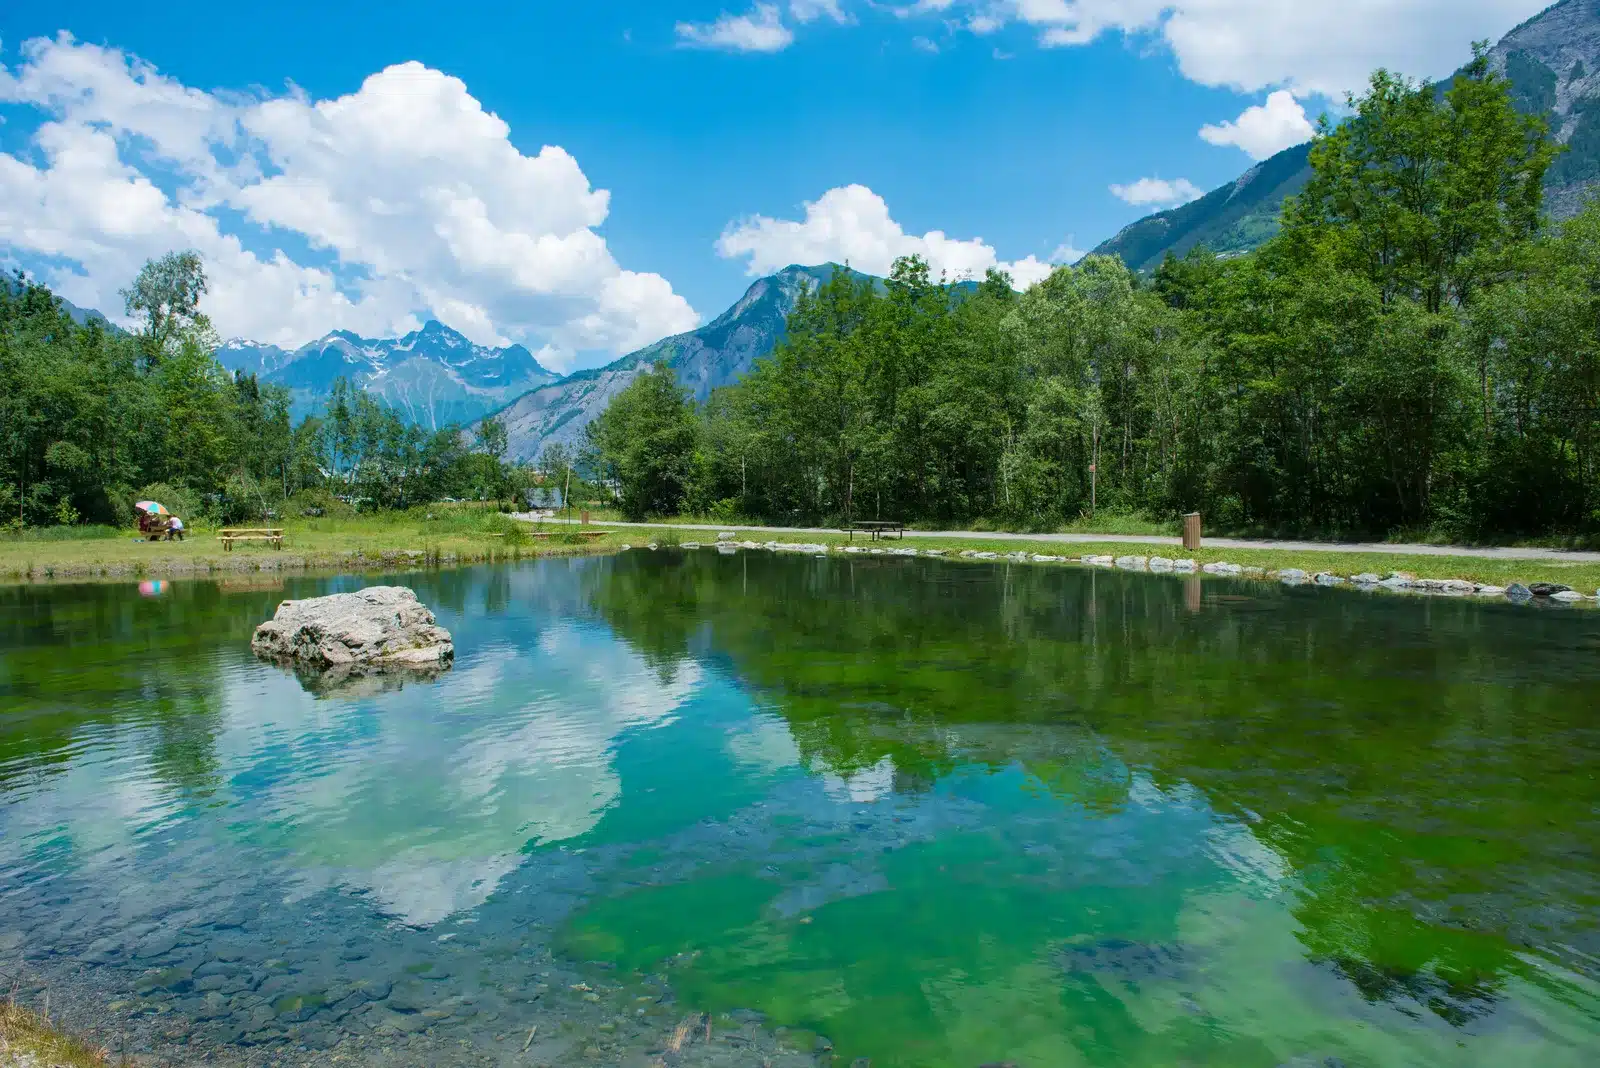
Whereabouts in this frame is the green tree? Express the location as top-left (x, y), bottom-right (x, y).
top-left (121, 250), bottom-right (216, 368)
top-left (1285, 45), bottom-right (1559, 313)
top-left (587, 364), bottom-right (700, 520)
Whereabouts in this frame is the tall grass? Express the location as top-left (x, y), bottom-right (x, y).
top-left (0, 524), bottom-right (124, 542)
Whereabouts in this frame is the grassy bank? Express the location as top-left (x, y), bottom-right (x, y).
top-left (0, 508), bottom-right (629, 584)
top-left (7, 511), bottom-right (1600, 594)
top-left (0, 1000), bottom-right (106, 1067)
top-left (607, 526), bottom-right (1600, 595)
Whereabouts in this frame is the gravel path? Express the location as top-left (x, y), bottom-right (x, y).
top-left (522, 517), bottom-right (1600, 563)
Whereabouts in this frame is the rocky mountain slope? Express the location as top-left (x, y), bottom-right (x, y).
top-left (216, 321), bottom-right (557, 428)
top-left (493, 264), bottom-right (840, 461)
top-left (1093, 0), bottom-right (1600, 271)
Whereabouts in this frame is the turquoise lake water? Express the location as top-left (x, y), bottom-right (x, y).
top-left (1, 552), bottom-right (1597, 1066)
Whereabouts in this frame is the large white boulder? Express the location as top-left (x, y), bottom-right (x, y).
top-left (251, 586), bottom-right (454, 671)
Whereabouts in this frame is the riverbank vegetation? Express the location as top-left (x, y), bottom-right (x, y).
top-left (0, 508), bottom-right (626, 583)
top-left (0, 998), bottom-right (106, 1067)
top-left (590, 52), bottom-right (1600, 545)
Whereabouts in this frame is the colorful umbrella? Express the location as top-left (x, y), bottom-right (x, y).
top-left (135, 501), bottom-right (170, 516)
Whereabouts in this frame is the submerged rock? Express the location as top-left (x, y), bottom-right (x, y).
top-left (251, 587), bottom-right (454, 689)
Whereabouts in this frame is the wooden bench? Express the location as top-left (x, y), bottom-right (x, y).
top-left (843, 520), bottom-right (906, 542)
top-left (218, 528), bottom-right (285, 551)
top-left (526, 530), bottom-right (607, 539)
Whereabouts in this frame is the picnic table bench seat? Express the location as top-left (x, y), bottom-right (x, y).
top-left (218, 528), bottom-right (285, 551)
top-left (842, 520), bottom-right (906, 541)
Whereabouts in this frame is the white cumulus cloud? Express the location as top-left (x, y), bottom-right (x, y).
top-left (1199, 89), bottom-right (1316, 160)
top-left (717, 183), bottom-right (1057, 289)
top-left (1109, 176), bottom-right (1205, 208)
top-left (895, 1), bottom-right (1548, 96)
top-left (790, 0), bottom-right (851, 23)
top-left (676, 4), bottom-right (797, 52)
top-left (1050, 238), bottom-right (1087, 265)
top-left (0, 34), bottom-right (698, 363)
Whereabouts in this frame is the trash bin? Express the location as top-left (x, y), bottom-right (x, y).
top-left (580, 510), bottom-right (591, 526)
top-left (1182, 513), bottom-right (1202, 552)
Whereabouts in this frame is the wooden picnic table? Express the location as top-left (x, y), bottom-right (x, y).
top-left (843, 520), bottom-right (906, 542)
top-left (218, 528), bottom-right (285, 551)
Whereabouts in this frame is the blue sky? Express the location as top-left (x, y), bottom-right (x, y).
top-left (0, 1), bottom-right (1552, 370)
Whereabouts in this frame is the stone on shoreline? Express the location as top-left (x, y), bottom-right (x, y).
top-left (251, 587), bottom-right (454, 677)
top-left (1115, 556), bottom-right (1149, 571)
top-left (1528, 582), bottom-right (1573, 597)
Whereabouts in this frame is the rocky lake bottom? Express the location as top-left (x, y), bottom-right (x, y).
top-left (1, 554), bottom-right (1597, 1066)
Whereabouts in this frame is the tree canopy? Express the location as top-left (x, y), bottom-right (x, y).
top-left (585, 55), bottom-right (1598, 541)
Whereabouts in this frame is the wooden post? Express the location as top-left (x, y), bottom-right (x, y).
top-left (1182, 512), bottom-right (1202, 552)
top-left (580, 509), bottom-right (590, 526)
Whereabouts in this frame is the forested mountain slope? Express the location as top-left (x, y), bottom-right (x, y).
top-left (494, 265), bottom-right (844, 461)
top-left (1093, 0), bottom-right (1600, 271)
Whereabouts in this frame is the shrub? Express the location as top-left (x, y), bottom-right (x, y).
top-left (286, 489), bottom-right (358, 520)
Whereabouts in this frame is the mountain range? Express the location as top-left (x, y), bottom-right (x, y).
top-left (1092, 0), bottom-right (1600, 271)
top-left (215, 322), bottom-right (558, 429)
top-left (29, 2), bottom-right (1598, 459)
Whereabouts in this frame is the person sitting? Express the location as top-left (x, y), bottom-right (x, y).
top-left (165, 516), bottom-right (186, 542)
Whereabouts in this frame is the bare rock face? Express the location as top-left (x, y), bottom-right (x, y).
top-left (251, 587), bottom-right (454, 676)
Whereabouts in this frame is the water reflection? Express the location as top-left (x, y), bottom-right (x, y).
top-left (0, 555), bottom-right (1595, 1066)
